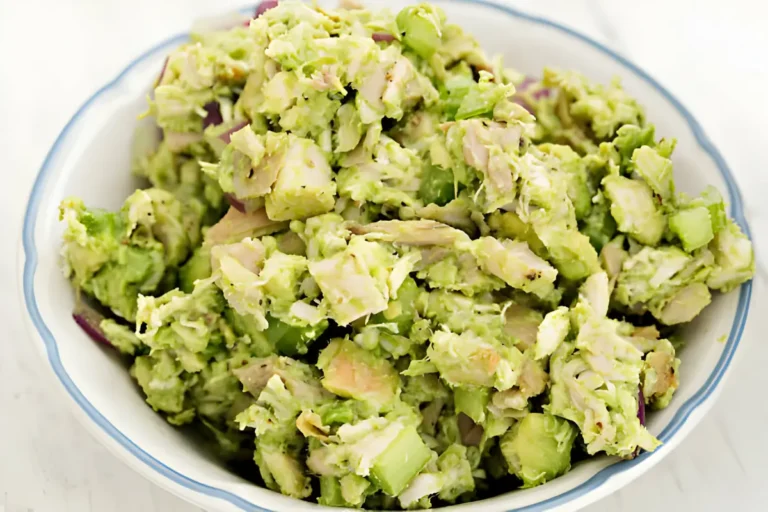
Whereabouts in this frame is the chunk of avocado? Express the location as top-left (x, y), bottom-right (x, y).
top-left (668, 206), bottom-right (714, 252)
top-left (317, 338), bottom-right (400, 410)
top-left (255, 443), bottom-right (312, 499)
top-left (419, 165), bottom-right (456, 207)
top-left (178, 247), bottom-right (212, 293)
top-left (223, 309), bottom-right (273, 357)
top-left (369, 277), bottom-right (421, 335)
top-left (579, 200), bottom-right (617, 253)
top-left (654, 282), bottom-right (711, 325)
top-left (631, 145), bottom-right (674, 202)
top-left (500, 413), bottom-right (577, 488)
top-left (264, 314), bottom-right (328, 356)
top-left (87, 246), bottom-right (165, 321)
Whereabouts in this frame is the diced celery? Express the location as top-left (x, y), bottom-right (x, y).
top-left (370, 426), bottom-right (433, 496)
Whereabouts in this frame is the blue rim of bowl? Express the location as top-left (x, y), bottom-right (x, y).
top-left (21, 1), bottom-right (752, 510)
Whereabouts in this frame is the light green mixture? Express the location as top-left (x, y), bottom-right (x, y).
top-left (59, 1), bottom-right (755, 508)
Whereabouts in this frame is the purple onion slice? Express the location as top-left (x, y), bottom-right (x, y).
top-left (255, 0), bottom-right (279, 18)
top-left (457, 412), bottom-right (484, 447)
top-left (517, 76), bottom-right (537, 92)
top-left (372, 32), bottom-right (395, 42)
top-left (225, 193), bottom-right (247, 213)
top-left (513, 76), bottom-right (552, 113)
top-left (202, 101), bottom-right (223, 128)
top-left (156, 57), bottom-right (169, 86)
top-left (73, 302), bottom-right (111, 347)
top-left (218, 120), bottom-right (250, 144)
top-left (633, 386), bottom-right (647, 458)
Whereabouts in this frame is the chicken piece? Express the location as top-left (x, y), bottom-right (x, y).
top-left (265, 137), bottom-right (336, 221)
top-left (349, 219), bottom-right (470, 246)
top-left (308, 238), bottom-right (392, 326)
top-left (205, 207), bottom-right (288, 245)
top-left (473, 237), bottom-right (557, 299)
top-left (232, 355), bottom-right (331, 404)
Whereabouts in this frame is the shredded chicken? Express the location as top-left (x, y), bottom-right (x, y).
top-left (205, 207), bottom-right (288, 245)
top-left (349, 219), bottom-right (469, 246)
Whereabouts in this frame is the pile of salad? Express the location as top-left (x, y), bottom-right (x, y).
top-left (59, 1), bottom-right (755, 508)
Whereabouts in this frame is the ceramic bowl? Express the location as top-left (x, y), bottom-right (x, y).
top-left (19, 1), bottom-right (753, 510)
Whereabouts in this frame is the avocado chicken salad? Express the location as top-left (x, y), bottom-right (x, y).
top-left (59, 1), bottom-right (755, 508)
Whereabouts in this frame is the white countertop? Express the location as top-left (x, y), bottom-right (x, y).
top-left (1, 1), bottom-right (767, 511)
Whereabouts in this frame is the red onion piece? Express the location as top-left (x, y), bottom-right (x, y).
top-left (518, 76), bottom-right (537, 91)
top-left (218, 120), bottom-right (249, 144)
top-left (514, 76), bottom-right (551, 111)
top-left (457, 413), bottom-right (484, 447)
top-left (73, 304), bottom-right (111, 347)
top-left (156, 57), bottom-right (169, 86)
top-left (165, 131), bottom-right (204, 152)
top-left (255, 0), bottom-right (279, 18)
top-left (372, 32), bottom-right (395, 42)
top-left (634, 387), bottom-right (647, 457)
top-left (225, 193), bottom-right (247, 213)
top-left (202, 101), bottom-right (223, 128)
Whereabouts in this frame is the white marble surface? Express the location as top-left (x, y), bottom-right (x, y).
top-left (1, 1), bottom-right (767, 511)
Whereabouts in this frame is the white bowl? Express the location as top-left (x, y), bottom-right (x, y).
top-left (19, 1), bottom-right (753, 511)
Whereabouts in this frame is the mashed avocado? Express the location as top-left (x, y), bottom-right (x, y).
top-left (60, 1), bottom-right (754, 508)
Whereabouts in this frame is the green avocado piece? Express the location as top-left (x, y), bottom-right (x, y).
top-left (100, 319), bottom-right (143, 355)
top-left (631, 145), bottom-right (674, 202)
top-left (500, 413), bottom-right (577, 488)
top-left (224, 309), bottom-right (274, 357)
top-left (579, 199), bottom-right (617, 252)
top-left (369, 277), bottom-right (421, 335)
top-left (669, 206), bottom-right (714, 252)
top-left (178, 246), bottom-right (212, 293)
top-left (255, 442), bottom-right (312, 499)
top-left (317, 338), bottom-right (400, 411)
top-left (419, 165), bottom-right (456, 206)
top-left (87, 246), bottom-right (165, 321)
top-left (264, 314), bottom-right (328, 356)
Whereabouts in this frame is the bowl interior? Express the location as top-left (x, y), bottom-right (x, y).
top-left (23, 1), bottom-right (750, 511)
